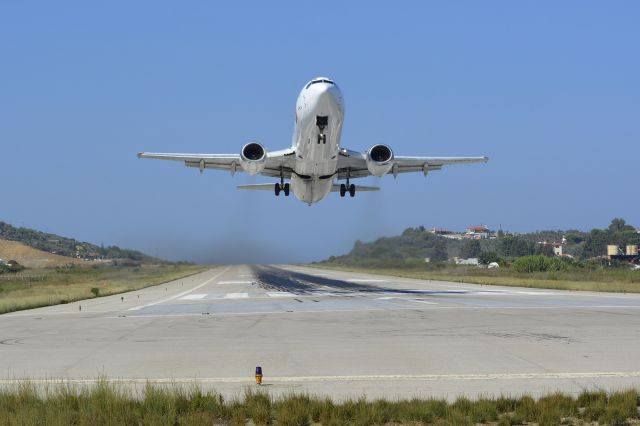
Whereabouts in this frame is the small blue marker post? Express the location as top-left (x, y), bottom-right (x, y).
top-left (255, 366), bottom-right (263, 385)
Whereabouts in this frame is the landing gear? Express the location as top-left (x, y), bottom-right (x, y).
top-left (339, 169), bottom-right (356, 198)
top-left (274, 167), bottom-right (290, 197)
top-left (274, 182), bottom-right (290, 197)
top-left (316, 116), bottom-right (328, 144)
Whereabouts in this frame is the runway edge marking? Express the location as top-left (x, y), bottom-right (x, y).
top-left (4, 371), bottom-right (640, 385)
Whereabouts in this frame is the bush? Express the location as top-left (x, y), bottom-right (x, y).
top-left (512, 255), bottom-right (570, 273)
top-left (90, 288), bottom-right (100, 297)
top-left (479, 251), bottom-right (501, 265)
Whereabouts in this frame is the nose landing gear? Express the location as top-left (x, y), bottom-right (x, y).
top-left (316, 116), bottom-right (328, 144)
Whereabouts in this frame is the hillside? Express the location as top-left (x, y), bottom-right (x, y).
top-left (320, 218), bottom-right (639, 267)
top-left (0, 239), bottom-right (87, 268)
top-left (0, 221), bottom-right (165, 264)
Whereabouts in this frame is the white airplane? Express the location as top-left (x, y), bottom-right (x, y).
top-left (138, 77), bottom-right (488, 205)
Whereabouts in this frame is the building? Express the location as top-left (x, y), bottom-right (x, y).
top-left (465, 225), bottom-right (490, 239)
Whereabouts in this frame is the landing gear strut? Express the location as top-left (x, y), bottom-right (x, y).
top-left (339, 169), bottom-right (356, 198)
top-left (275, 167), bottom-right (290, 197)
top-left (316, 116), bottom-right (328, 144)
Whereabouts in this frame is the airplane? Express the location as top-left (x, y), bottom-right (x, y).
top-left (138, 77), bottom-right (488, 205)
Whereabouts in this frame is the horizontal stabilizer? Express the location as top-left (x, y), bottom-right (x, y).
top-left (237, 184), bottom-right (276, 191)
top-left (331, 184), bottom-right (380, 192)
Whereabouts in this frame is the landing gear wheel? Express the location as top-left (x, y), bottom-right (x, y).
top-left (283, 183), bottom-right (290, 196)
top-left (349, 184), bottom-right (356, 197)
top-left (318, 134), bottom-right (326, 144)
top-left (275, 183), bottom-right (281, 196)
top-left (339, 183), bottom-right (346, 197)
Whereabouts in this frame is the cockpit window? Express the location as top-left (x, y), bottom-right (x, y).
top-left (305, 79), bottom-right (335, 89)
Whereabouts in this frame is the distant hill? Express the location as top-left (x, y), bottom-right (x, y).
top-left (0, 239), bottom-right (87, 268)
top-left (319, 218), bottom-right (639, 267)
top-left (0, 221), bottom-right (164, 264)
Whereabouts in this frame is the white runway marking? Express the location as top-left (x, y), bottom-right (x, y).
top-left (218, 280), bottom-right (253, 285)
top-left (224, 293), bottom-right (248, 299)
top-left (180, 294), bottom-right (207, 300)
top-left (128, 267), bottom-right (230, 311)
top-left (347, 279), bottom-right (388, 283)
top-left (267, 292), bottom-right (296, 298)
top-left (6, 371), bottom-right (640, 385)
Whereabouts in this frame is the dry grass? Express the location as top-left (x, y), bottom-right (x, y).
top-left (0, 264), bottom-right (207, 314)
top-left (311, 264), bottom-right (640, 293)
top-left (0, 381), bottom-right (638, 425)
top-left (0, 238), bottom-right (88, 268)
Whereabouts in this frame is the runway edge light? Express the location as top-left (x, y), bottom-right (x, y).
top-left (255, 366), bottom-right (263, 385)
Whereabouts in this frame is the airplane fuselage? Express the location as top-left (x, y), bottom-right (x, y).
top-left (291, 78), bottom-right (345, 204)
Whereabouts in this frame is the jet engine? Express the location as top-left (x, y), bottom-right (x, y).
top-left (240, 142), bottom-right (267, 175)
top-left (366, 144), bottom-right (394, 176)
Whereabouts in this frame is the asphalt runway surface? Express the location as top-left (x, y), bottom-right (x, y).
top-left (2, 265), bottom-right (640, 400)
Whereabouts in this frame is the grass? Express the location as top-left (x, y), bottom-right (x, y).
top-left (0, 264), bottom-right (207, 314)
top-left (311, 263), bottom-right (640, 293)
top-left (0, 381), bottom-right (638, 425)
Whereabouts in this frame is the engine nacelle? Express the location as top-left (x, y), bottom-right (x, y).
top-left (240, 142), bottom-right (267, 175)
top-left (366, 144), bottom-right (394, 177)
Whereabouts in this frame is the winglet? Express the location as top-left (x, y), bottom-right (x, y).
top-left (137, 152), bottom-right (144, 159)
top-left (483, 156), bottom-right (489, 163)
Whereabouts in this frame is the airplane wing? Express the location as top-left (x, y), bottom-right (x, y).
top-left (336, 149), bottom-right (488, 180)
top-left (137, 149), bottom-right (296, 179)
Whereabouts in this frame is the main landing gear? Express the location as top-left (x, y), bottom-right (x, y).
top-left (339, 169), bottom-right (355, 197)
top-left (339, 183), bottom-right (355, 197)
top-left (274, 183), bottom-right (290, 197)
top-left (275, 167), bottom-right (290, 197)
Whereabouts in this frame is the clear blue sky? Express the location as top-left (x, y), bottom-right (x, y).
top-left (1, 2), bottom-right (638, 263)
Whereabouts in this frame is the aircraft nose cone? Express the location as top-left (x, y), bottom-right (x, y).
top-left (312, 84), bottom-right (342, 112)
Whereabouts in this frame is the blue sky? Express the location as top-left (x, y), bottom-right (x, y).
top-left (1, 2), bottom-right (638, 263)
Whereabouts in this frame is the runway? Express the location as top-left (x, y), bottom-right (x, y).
top-left (2, 264), bottom-right (640, 400)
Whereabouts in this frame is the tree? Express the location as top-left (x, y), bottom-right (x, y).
top-left (608, 218), bottom-right (634, 233)
top-left (498, 235), bottom-right (536, 257)
top-left (461, 239), bottom-right (481, 258)
top-left (478, 251), bottom-right (501, 265)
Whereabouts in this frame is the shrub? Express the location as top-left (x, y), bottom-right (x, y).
top-left (90, 288), bottom-right (100, 297)
top-left (512, 255), bottom-right (569, 273)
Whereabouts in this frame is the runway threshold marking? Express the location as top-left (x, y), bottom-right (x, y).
top-left (5, 371), bottom-right (640, 385)
top-left (180, 294), bottom-right (207, 300)
top-left (128, 266), bottom-right (230, 311)
top-left (224, 293), bottom-right (248, 299)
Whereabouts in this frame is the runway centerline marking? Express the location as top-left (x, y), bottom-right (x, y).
top-left (218, 280), bottom-right (253, 285)
top-left (128, 266), bottom-right (230, 311)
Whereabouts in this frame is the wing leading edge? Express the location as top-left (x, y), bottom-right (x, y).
top-left (335, 149), bottom-right (488, 180)
top-left (137, 149), bottom-right (295, 178)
